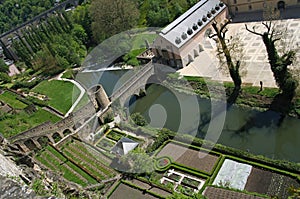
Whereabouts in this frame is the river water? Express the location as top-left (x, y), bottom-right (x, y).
top-left (76, 70), bottom-right (300, 163)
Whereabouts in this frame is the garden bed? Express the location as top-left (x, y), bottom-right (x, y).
top-left (245, 167), bottom-right (300, 198)
top-left (156, 142), bottom-right (219, 174)
top-left (109, 183), bottom-right (159, 199)
top-left (203, 186), bottom-right (265, 199)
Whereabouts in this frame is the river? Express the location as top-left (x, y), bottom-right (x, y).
top-left (76, 70), bottom-right (300, 163)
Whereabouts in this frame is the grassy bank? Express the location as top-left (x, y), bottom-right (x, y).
top-left (32, 80), bottom-right (80, 114)
top-left (183, 76), bottom-right (300, 117)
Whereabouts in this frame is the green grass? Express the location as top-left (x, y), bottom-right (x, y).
top-left (73, 93), bottom-right (89, 112)
top-left (132, 34), bottom-right (157, 50)
top-left (0, 91), bottom-right (27, 109)
top-left (32, 80), bottom-right (80, 114)
top-left (0, 108), bottom-right (60, 138)
top-left (61, 70), bottom-right (74, 79)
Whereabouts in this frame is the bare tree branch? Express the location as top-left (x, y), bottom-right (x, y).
top-left (245, 24), bottom-right (263, 36)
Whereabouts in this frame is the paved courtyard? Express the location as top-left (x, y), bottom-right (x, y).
top-left (179, 18), bottom-right (300, 88)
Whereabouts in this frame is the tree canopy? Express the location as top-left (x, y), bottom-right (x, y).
top-left (0, 0), bottom-right (62, 34)
top-left (90, 0), bottom-right (140, 43)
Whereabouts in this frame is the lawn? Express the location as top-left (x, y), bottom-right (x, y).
top-left (0, 91), bottom-right (27, 109)
top-left (32, 80), bottom-right (80, 114)
top-left (0, 108), bottom-right (60, 138)
top-left (132, 34), bottom-right (157, 49)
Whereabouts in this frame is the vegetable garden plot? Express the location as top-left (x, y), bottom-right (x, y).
top-left (109, 183), bottom-right (158, 199)
top-left (156, 142), bottom-right (219, 173)
top-left (245, 167), bottom-right (300, 199)
top-left (203, 186), bottom-right (265, 199)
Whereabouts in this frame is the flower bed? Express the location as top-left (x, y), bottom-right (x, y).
top-left (155, 157), bottom-right (171, 170)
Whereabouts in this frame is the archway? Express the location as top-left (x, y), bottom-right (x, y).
top-left (37, 136), bottom-right (50, 148)
top-left (277, 1), bottom-right (285, 10)
top-left (24, 139), bottom-right (36, 151)
top-left (52, 132), bottom-right (62, 143)
top-left (63, 129), bottom-right (72, 137)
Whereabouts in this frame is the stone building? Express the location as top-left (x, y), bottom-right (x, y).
top-left (223, 0), bottom-right (300, 15)
top-left (152, 0), bottom-right (228, 69)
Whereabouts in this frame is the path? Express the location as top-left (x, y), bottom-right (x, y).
top-left (56, 72), bottom-right (86, 117)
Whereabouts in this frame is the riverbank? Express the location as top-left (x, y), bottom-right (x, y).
top-left (169, 75), bottom-right (300, 118)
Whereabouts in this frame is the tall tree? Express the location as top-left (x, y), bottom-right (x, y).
top-left (209, 19), bottom-right (243, 103)
top-left (90, 0), bottom-right (140, 43)
top-left (245, 21), bottom-right (298, 103)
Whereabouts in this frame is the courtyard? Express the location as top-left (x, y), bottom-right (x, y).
top-left (179, 18), bottom-right (300, 88)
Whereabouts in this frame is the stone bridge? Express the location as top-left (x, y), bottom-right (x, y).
top-left (109, 62), bottom-right (155, 105)
top-left (0, 0), bottom-right (83, 60)
top-left (9, 61), bottom-right (165, 153)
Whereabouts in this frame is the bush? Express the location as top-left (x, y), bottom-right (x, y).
top-left (131, 112), bottom-right (147, 126)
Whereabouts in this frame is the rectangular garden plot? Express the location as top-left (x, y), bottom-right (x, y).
top-left (109, 183), bottom-right (159, 199)
top-left (245, 167), bottom-right (300, 199)
top-left (61, 139), bottom-right (117, 181)
top-left (35, 146), bottom-right (97, 187)
top-left (203, 186), bottom-right (265, 199)
top-left (156, 142), bottom-right (219, 174)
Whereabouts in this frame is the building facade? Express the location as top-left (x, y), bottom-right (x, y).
top-left (223, 0), bottom-right (300, 15)
top-left (152, 0), bottom-right (228, 69)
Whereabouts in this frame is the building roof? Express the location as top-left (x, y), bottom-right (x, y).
top-left (111, 137), bottom-right (139, 156)
top-left (159, 0), bottom-right (226, 48)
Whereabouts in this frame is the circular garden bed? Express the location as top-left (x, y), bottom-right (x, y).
top-left (155, 156), bottom-right (172, 171)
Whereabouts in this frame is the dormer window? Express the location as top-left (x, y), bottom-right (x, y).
top-left (192, 23), bottom-right (198, 31)
top-left (215, 5), bottom-right (220, 10)
top-left (207, 12), bottom-right (212, 18)
top-left (181, 32), bottom-right (187, 40)
top-left (211, 8), bottom-right (216, 14)
top-left (198, 19), bottom-right (203, 26)
top-left (219, 2), bottom-right (224, 7)
top-left (187, 28), bottom-right (193, 35)
top-left (175, 37), bottom-right (181, 44)
top-left (202, 15), bottom-right (207, 22)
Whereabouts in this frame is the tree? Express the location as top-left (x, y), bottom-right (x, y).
top-left (209, 19), bottom-right (243, 103)
top-left (90, 0), bottom-right (140, 43)
top-left (131, 112), bottom-right (147, 126)
top-left (0, 59), bottom-right (9, 73)
top-left (120, 149), bottom-right (154, 175)
top-left (245, 21), bottom-right (298, 103)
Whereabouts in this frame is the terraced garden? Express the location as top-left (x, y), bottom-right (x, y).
top-left (35, 146), bottom-right (97, 187)
top-left (61, 139), bottom-right (117, 181)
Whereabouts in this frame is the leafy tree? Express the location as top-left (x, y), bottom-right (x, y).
top-left (90, 0), bottom-right (140, 43)
top-left (120, 149), bottom-right (154, 175)
top-left (0, 72), bottom-right (11, 83)
top-left (245, 21), bottom-right (298, 104)
top-left (209, 19), bottom-right (243, 103)
top-left (0, 59), bottom-right (9, 73)
top-left (71, 24), bottom-right (88, 44)
top-left (131, 112), bottom-right (147, 126)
